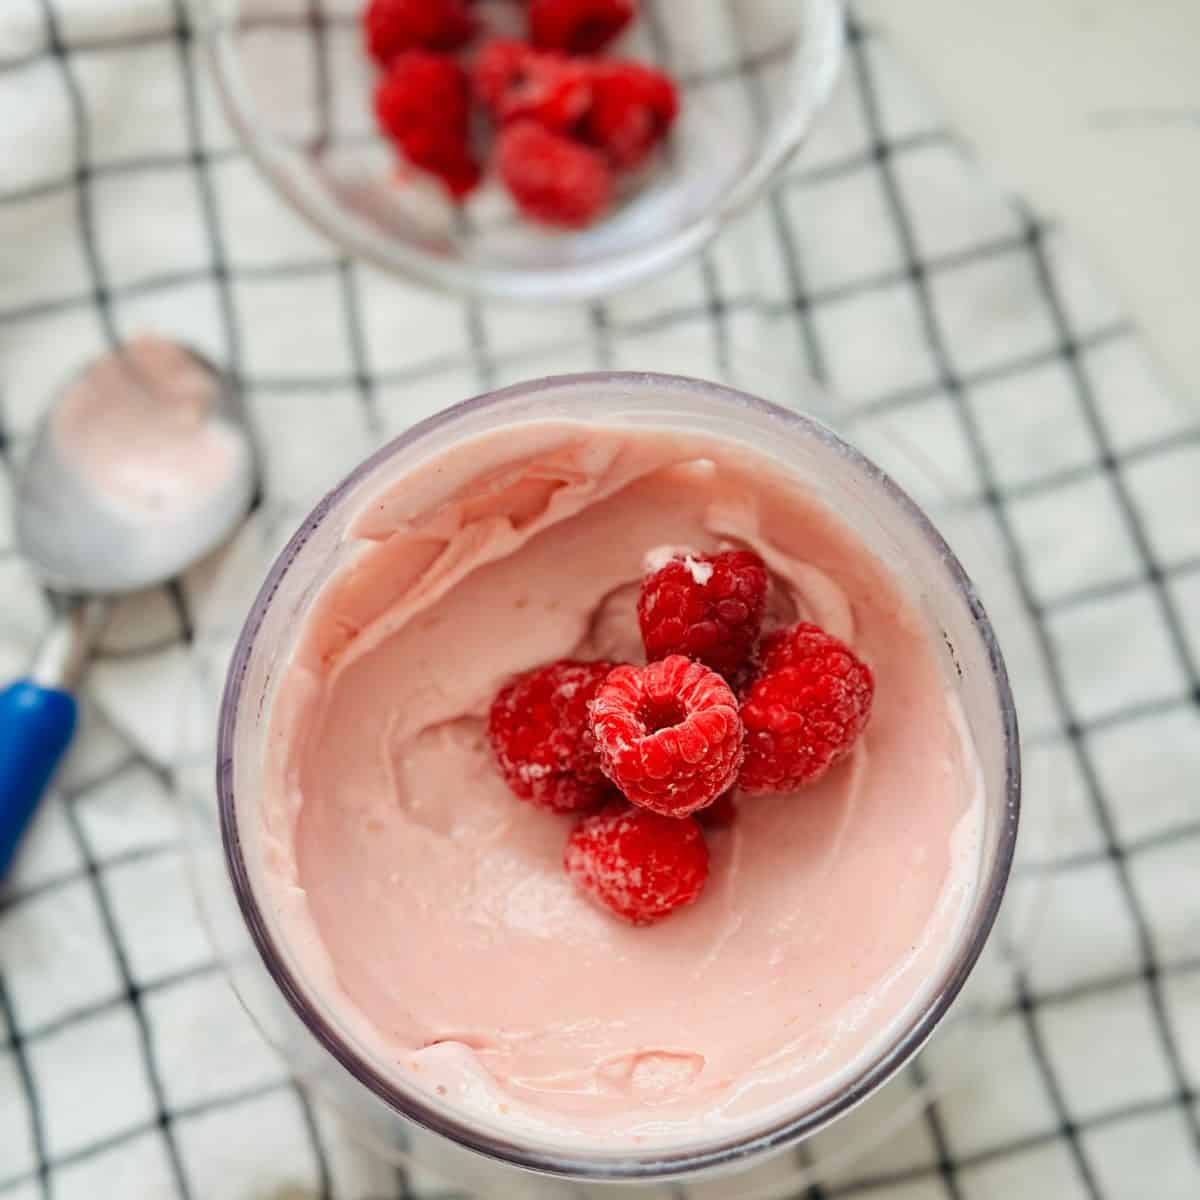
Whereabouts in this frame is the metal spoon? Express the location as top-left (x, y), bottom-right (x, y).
top-left (0, 340), bottom-right (258, 877)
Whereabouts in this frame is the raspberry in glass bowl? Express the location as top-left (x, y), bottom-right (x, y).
top-left (196, 0), bottom-right (844, 300)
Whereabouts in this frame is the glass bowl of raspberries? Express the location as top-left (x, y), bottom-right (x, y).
top-left (198, 0), bottom-right (844, 300)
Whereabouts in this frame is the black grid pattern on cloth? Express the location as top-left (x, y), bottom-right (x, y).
top-left (0, 1), bottom-right (1198, 1197)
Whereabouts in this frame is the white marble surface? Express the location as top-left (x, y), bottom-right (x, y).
top-left (859, 0), bottom-right (1200, 404)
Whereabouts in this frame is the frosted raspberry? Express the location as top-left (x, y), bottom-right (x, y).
top-left (589, 655), bottom-right (743, 817)
top-left (739, 623), bottom-right (874, 793)
top-left (564, 802), bottom-right (708, 925)
top-left (638, 549), bottom-right (768, 680)
top-left (488, 659), bottom-right (616, 813)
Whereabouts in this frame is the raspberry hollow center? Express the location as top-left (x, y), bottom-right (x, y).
top-left (639, 696), bottom-right (687, 734)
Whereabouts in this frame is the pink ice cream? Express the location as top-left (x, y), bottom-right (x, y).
top-left (259, 422), bottom-right (984, 1149)
top-left (53, 334), bottom-right (241, 518)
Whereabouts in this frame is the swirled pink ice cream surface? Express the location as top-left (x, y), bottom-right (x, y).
top-left (260, 423), bottom-right (983, 1148)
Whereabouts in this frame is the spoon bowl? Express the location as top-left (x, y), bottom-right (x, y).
top-left (16, 343), bottom-right (258, 595)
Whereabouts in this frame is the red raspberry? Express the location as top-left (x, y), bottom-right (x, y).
top-left (373, 52), bottom-right (480, 199)
top-left (589, 655), bottom-right (743, 817)
top-left (374, 51), bottom-right (470, 140)
top-left (739, 623), bottom-right (874, 794)
top-left (638, 550), bottom-right (768, 681)
top-left (488, 659), bottom-right (616, 813)
top-left (528, 0), bottom-right (636, 55)
top-left (474, 39), bottom-right (593, 134)
top-left (697, 790), bottom-right (737, 829)
top-left (400, 132), bottom-right (482, 199)
top-left (564, 803), bottom-right (708, 925)
top-left (364, 0), bottom-right (475, 66)
top-left (584, 60), bottom-right (679, 169)
top-left (496, 122), bottom-right (613, 228)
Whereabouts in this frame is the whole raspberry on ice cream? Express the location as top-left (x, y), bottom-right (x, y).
top-left (589, 655), bottom-right (743, 817)
top-left (564, 802), bottom-right (709, 925)
top-left (739, 623), bottom-right (874, 793)
top-left (488, 659), bottom-right (616, 813)
top-left (638, 549), bottom-right (768, 680)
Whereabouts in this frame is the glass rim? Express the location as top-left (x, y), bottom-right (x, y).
top-left (217, 371), bottom-right (1021, 1181)
top-left (197, 0), bottom-right (846, 303)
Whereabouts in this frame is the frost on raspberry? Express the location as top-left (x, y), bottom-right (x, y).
top-left (739, 623), bottom-right (874, 794)
top-left (564, 803), bottom-right (708, 925)
top-left (638, 549), bottom-right (768, 680)
top-left (364, 0), bottom-right (475, 67)
top-left (528, 0), bottom-right (636, 55)
top-left (474, 39), bottom-right (593, 134)
top-left (487, 659), bottom-right (616, 813)
top-left (589, 655), bottom-right (744, 818)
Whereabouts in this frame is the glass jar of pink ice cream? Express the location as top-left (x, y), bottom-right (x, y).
top-left (212, 372), bottom-right (1019, 1194)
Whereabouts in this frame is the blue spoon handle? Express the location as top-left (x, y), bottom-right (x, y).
top-left (0, 600), bottom-right (107, 880)
top-left (0, 679), bottom-right (77, 878)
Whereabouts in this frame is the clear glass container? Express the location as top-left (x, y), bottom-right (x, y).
top-left (194, 0), bottom-right (845, 301)
top-left (185, 370), bottom-right (1020, 1196)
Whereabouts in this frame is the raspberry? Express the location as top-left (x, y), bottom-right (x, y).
top-left (364, 0), bottom-right (475, 66)
top-left (589, 655), bottom-right (744, 817)
top-left (374, 51), bottom-right (471, 141)
top-left (474, 39), bottom-right (593, 134)
top-left (400, 132), bottom-right (482, 199)
top-left (697, 790), bottom-right (737, 829)
top-left (373, 52), bottom-right (480, 199)
top-left (638, 549), bottom-right (768, 680)
top-left (564, 803), bottom-right (708, 925)
top-left (738, 623), bottom-right (874, 794)
top-left (528, 0), bottom-right (636, 55)
top-left (496, 121), bottom-right (613, 228)
top-left (488, 659), bottom-right (616, 813)
top-left (584, 60), bottom-right (679, 169)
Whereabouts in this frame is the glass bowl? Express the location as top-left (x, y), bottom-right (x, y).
top-left (196, 371), bottom-right (1020, 1193)
top-left (195, 0), bottom-right (845, 301)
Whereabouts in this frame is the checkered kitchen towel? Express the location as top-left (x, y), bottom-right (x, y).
top-left (0, 1), bottom-right (1197, 1198)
